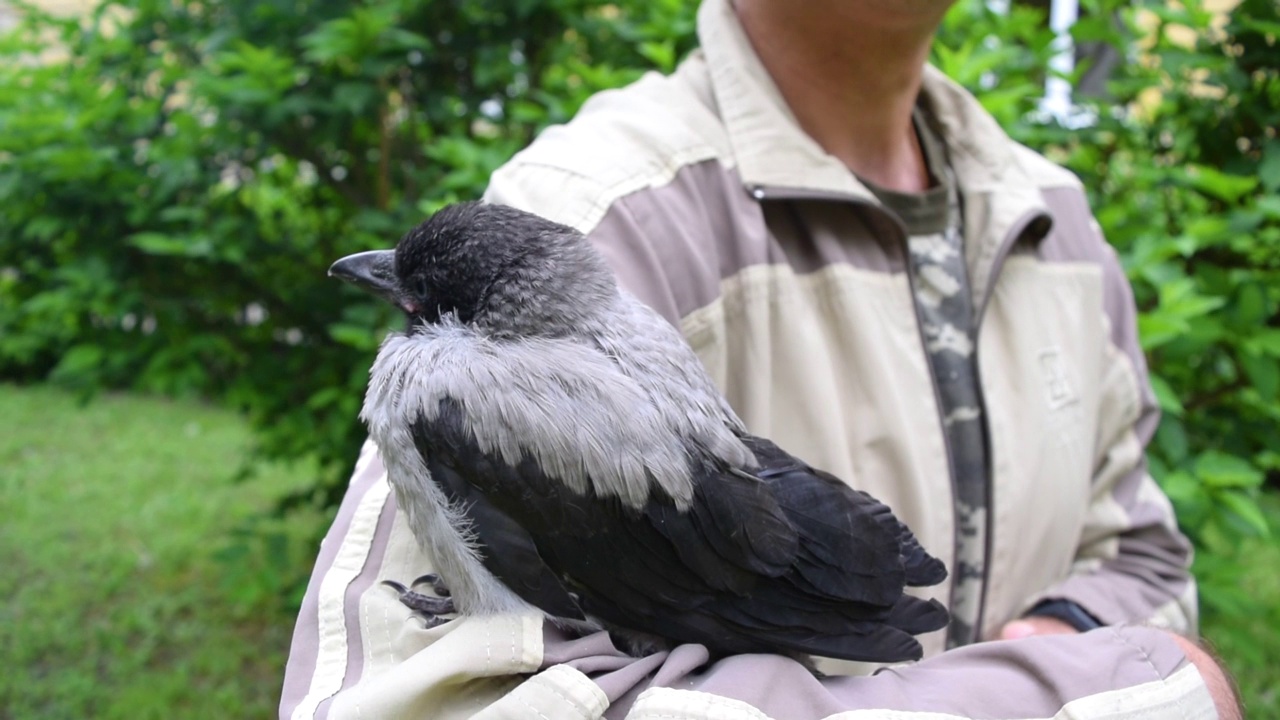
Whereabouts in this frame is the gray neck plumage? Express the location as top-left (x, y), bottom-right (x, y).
top-left (470, 244), bottom-right (622, 340)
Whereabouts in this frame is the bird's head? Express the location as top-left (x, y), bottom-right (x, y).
top-left (328, 201), bottom-right (618, 336)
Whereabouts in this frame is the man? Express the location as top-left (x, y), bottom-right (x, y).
top-left (280, 0), bottom-right (1240, 717)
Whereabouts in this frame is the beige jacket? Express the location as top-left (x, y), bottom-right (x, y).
top-left (281, 0), bottom-right (1206, 717)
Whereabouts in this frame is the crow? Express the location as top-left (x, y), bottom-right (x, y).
top-left (329, 201), bottom-right (949, 663)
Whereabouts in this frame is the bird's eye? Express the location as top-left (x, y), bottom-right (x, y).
top-left (413, 276), bottom-right (431, 299)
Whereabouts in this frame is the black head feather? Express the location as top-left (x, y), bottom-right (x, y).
top-left (391, 202), bottom-right (618, 335)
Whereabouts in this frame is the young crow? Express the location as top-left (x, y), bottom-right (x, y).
top-left (329, 201), bottom-right (949, 663)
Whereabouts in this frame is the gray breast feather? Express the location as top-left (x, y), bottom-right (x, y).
top-left (361, 318), bottom-right (699, 508)
top-left (600, 293), bottom-right (757, 472)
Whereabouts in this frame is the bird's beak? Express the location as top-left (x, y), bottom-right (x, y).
top-left (328, 250), bottom-right (403, 308)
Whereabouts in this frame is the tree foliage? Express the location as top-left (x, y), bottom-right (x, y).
top-left (1, 0), bottom-right (1275, 615)
top-left (0, 0), bottom-right (695, 510)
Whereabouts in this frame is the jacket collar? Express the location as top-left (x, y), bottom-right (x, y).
top-left (697, 0), bottom-right (1054, 309)
top-left (699, 0), bottom-right (1033, 200)
top-left (698, 0), bottom-right (868, 198)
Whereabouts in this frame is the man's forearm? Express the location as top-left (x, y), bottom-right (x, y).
top-left (518, 625), bottom-right (1222, 720)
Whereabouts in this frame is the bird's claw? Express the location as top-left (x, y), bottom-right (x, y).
top-left (411, 573), bottom-right (451, 597)
top-left (383, 576), bottom-right (456, 627)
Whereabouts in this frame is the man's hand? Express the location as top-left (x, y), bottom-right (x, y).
top-left (997, 616), bottom-right (1078, 640)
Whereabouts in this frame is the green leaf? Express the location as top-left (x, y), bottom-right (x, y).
top-left (637, 41), bottom-right (675, 72)
top-left (1195, 451), bottom-right (1264, 489)
top-left (327, 323), bottom-right (385, 351)
top-left (1160, 469), bottom-right (1200, 503)
top-left (126, 232), bottom-right (214, 259)
top-left (1240, 353), bottom-right (1280, 402)
top-left (1260, 141), bottom-right (1280, 192)
top-left (1247, 329), bottom-right (1280, 357)
top-left (1234, 284), bottom-right (1267, 327)
top-left (1180, 216), bottom-right (1230, 250)
top-left (1159, 278), bottom-right (1227, 319)
top-left (1138, 313), bottom-right (1188, 350)
top-left (1149, 374), bottom-right (1185, 416)
top-left (22, 216), bottom-right (63, 241)
top-left (1239, 17), bottom-right (1280, 35)
top-left (1181, 165), bottom-right (1258, 203)
top-left (1156, 418), bottom-right (1189, 464)
top-left (1160, 469), bottom-right (1209, 522)
top-left (1257, 195), bottom-right (1280, 220)
top-left (1218, 491), bottom-right (1271, 538)
top-left (50, 344), bottom-right (104, 382)
top-left (332, 82), bottom-right (378, 114)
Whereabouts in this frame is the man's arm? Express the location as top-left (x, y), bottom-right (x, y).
top-left (277, 446), bottom-right (1227, 720)
top-left (279, 442), bottom-right (575, 720)
top-left (1009, 217), bottom-right (1197, 639)
top-left (478, 625), bottom-right (1224, 720)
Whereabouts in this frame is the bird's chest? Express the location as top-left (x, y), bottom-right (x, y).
top-left (378, 432), bottom-right (532, 617)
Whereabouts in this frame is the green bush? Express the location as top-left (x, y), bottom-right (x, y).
top-left (0, 0), bottom-right (697, 509)
top-left (1, 0), bottom-right (1275, 638)
top-left (1098, 0), bottom-right (1280, 618)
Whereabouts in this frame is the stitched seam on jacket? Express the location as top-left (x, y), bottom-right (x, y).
top-left (292, 465), bottom-right (391, 720)
top-left (505, 144), bottom-right (726, 236)
top-left (1110, 627), bottom-right (1191, 720)
top-left (629, 687), bottom-right (774, 720)
top-left (820, 664), bottom-right (1210, 720)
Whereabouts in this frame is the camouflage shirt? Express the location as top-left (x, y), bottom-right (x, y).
top-left (860, 109), bottom-right (991, 648)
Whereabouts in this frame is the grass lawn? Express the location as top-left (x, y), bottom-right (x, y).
top-left (1, 382), bottom-right (1276, 717)
top-left (0, 383), bottom-right (329, 719)
top-left (1198, 492), bottom-right (1280, 717)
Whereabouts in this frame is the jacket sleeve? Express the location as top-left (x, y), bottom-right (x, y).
top-left (553, 624), bottom-right (1214, 720)
top-left (279, 448), bottom-right (1214, 720)
top-left (1022, 214), bottom-right (1198, 636)
top-left (278, 441), bottom-right (640, 720)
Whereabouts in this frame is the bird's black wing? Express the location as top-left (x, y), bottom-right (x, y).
top-left (744, 436), bottom-right (948, 588)
top-left (418, 444), bottom-right (587, 621)
top-left (738, 435), bottom-right (949, 644)
top-left (414, 397), bottom-right (947, 663)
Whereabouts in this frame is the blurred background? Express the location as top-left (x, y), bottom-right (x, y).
top-left (0, 0), bottom-right (1276, 716)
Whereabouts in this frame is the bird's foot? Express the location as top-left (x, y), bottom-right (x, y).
top-left (410, 573), bottom-right (451, 597)
top-left (383, 574), bottom-right (456, 628)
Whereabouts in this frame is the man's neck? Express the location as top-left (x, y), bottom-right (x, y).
top-left (734, 1), bottom-right (947, 193)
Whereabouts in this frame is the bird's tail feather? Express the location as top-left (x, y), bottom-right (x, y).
top-left (885, 595), bottom-right (950, 636)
